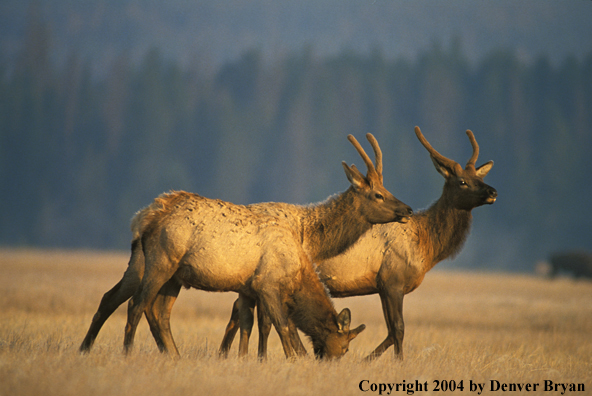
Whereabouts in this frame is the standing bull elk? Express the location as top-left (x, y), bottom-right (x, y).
top-left (80, 134), bottom-right (412, 359)
top-left (220, 126), bottom-right (497, 360)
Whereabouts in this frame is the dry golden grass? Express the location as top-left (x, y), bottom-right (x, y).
top-left (1, 249), bottom-right (590, 396)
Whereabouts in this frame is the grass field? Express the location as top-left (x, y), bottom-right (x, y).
top-left (0, 249), bottom-right (590, 396)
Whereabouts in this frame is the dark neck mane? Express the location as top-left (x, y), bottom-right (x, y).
top-left (288, 268), bottom-right (337, 348)
top-left (301, 187), bottom-right (371, 261)
top-left (414, 197), bottom-right (473, 270)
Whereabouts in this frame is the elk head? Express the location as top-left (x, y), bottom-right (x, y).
top-left (313, 308), bottom-right (366, 359)
top-left (343, 134), bottom-right (413, 223)
top-left (415, 126), bottom-right (497, 211)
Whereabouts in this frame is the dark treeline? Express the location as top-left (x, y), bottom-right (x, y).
top-left (1, 16), bottom-right (591, 271)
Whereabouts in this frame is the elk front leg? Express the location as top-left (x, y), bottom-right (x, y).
top-left (256, 291), bottom-right (296, 359)
top-left (256, 301), bottom-right (307, 359)
top-left (365, 287), bottom-right (404, 361)
top-left (288, 318), bottom-right (307, 356)
top-left (218, 298), bottom-right (240, 358)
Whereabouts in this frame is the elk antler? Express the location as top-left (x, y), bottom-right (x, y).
top-left (347, 134), bottom-right (380, 181)
top-left (465, 130), bottom-right (480, 170)
top-left (414, 126), bottom-right (461, 173)
top-left (365, 133), bottom-right (383, 183)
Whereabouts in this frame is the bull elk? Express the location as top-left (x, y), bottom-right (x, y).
top-left (219, 126), bottom-right (497, 360)
top-left (80, 134), bottom-right (412, 359)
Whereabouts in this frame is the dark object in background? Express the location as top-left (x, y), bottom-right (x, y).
top-left (549, 251), bottom-right (592, 279)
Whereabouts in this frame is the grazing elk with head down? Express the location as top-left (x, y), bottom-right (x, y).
top-left (80, 134), bottom-right (412, 359)
top-left (219, 126), bottom-right (497, 360)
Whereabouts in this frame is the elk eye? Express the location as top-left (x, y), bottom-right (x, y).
top-left (459, 180), bottom-right (467, 187)
top-left (374, 193), bottom-right (384, 200)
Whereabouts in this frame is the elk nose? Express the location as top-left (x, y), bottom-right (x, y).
top-left (396, 205), bottom-right (413, 223)
top-left (396, 205), bottom-right (412, 216)
top-left (484, 187), bottom-right (498, 204)
top-left (401, 206), bottom-right (413, 217)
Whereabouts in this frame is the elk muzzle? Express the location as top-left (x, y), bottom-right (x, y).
top-left (484, 187), bottom-right (498, 204)
top-left (387, 199), bottom-right (413, 224)
top-left (396, 206), bottom-right (413, 223)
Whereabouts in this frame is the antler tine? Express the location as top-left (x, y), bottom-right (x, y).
top-left (465, 130), bottom-right (479, 169)
top-left (365, 133), bottom-right (383, 181)
top-left (347, 134), bottom-right (377, 177)
top-left (414, 126), bottom-right (456, 168)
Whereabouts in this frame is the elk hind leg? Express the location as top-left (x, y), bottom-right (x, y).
top-left (365, 289), bottom-right (404, 361)
top-left (80, 279), bottom-right (133, 352)
top-left (146, 277), bottom-right (182, 357)
top-left (256, 302), bottom-right (272, 359)
top-left (123, 267), bottom-right (174, 355)
top-left (80, 241), bottom-right (144, 353)
top-left (218, 298), bottom-right (240, 358)
top-left (237, 294), bottom-right (256, 357)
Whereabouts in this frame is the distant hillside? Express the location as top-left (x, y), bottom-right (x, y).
top-left (1, 0), bottom-right (591, 75)
top-left (1, 0), bottom-right (591, 270)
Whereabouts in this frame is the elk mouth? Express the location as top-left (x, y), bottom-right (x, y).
top-left (396, 215), bottom-right (411, 223)
top-left (395, 207), bottom-right (413, 223)
top-left (394, 210), bottom-right (412, 223)
top-left (484, 188), bottom-right (497, 204)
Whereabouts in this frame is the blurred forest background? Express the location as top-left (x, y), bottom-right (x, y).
top-left (1, 1), bottom-right (591, 272)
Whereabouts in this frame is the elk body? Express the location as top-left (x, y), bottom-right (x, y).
top-left (80, 134), bottom-right (412, 359)
top-left (219, 127), bottom-right (497, 360)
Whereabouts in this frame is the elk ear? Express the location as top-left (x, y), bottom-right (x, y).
top-left (348, 324), bottom-right (366, 341)
top-left (342, 162), bottom-right (368, 190)
top-left (475, 160), bottom-right (494, 178)
top-left (336, 308), bottom-right (352, 333)
top-left (430, 156), bottom-right (454, 179)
